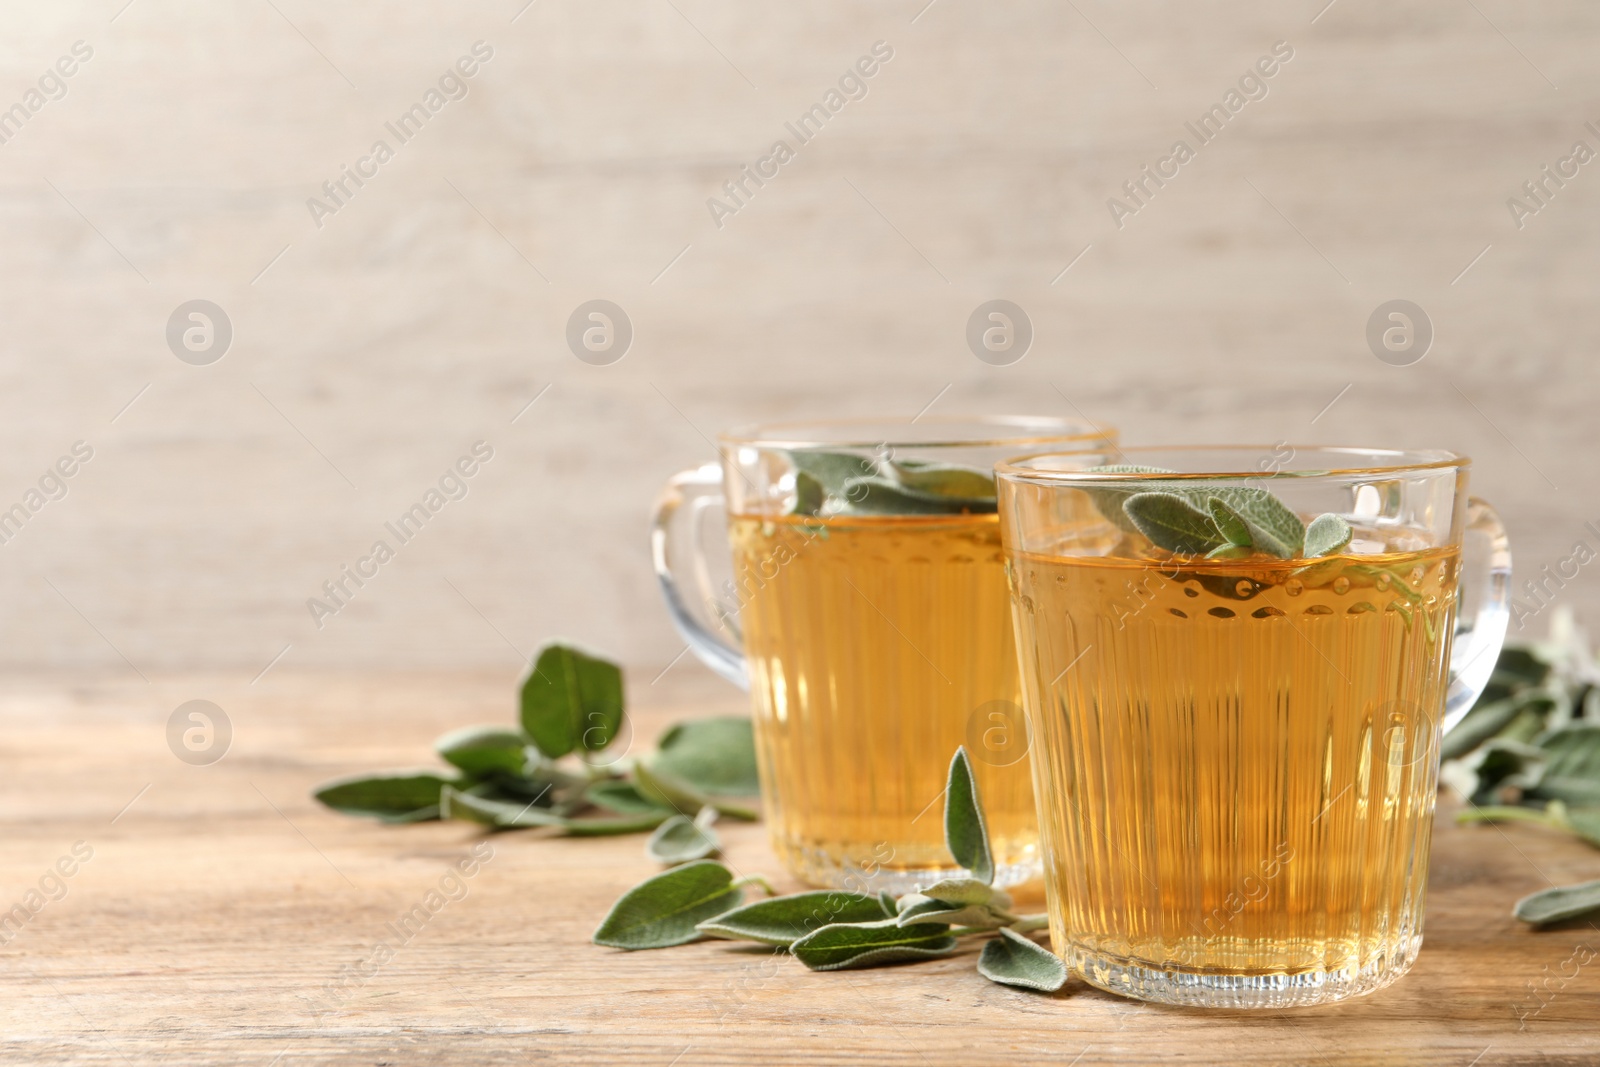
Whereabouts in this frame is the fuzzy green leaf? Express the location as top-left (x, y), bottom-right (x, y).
top-left (585, 779), bottom-right (674, 815)
top-left (1206, 487), bottom-right (1304, 558)
top-left (632, 760), bottom-right (760, 822)
top-left (1304, 513), bottom-right (1353, 558)
top-left (888, 461), bottom-right (997, 500)
top-left (434, 725), bottom-right (530, 778)
top-left (314, 771), bottom-right (454, 823)
top-left (646, 813), bottom-right (721, 864)
top-left (977, 928), bottom-right (1068, 992)
top-left (593, 861), bottom-right (744, 950)
top-left (1514, 878), bottom-right (1600, 925)
top-left (520, 643), bottom-right (624, 760)
top-left (834, 476), bottom-right (996, 516)
top-left (1206, 497), bottom-right (1252, 547)
top-left (944, 747), bottom-right (994, 885)
top-left (1122, 492), bottom-right (1227, 555)
top-left (790, 918), bottom-right (958, 971)
top-left (697, 891), bottom-right (889, 947)
top-left (649, 718), bottom-right (760, 797)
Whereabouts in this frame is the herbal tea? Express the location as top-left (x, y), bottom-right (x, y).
top-left (1011, 542), bottom-right (1458, 1004)
top-left (731, 512), bottom-right (1036, 892)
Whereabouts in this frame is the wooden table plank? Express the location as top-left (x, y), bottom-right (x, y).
top-left (0, 669), bottom-right (1595, 1065)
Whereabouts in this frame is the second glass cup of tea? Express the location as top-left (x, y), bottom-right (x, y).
top-left (652, 416), bottom-right (1115, 892)
top-left (995, 446), bottom-right (1511, 1008)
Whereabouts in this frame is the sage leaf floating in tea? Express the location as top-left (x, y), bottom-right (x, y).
top-left (944, 747), bottom-right (995, 885)
top-left (783, 449), bottom-right (996, 517)
top-left (888, 460), bottom-right (998, 500)
top-left (1304, 513), bottom-right (1354, 558)
top-left (1206, 496), bottom-right (1253, 548)
top-left (520, 642), bottom-right (624, 759)
top-left (789, 918), bottom-right (959, 971)
top-left (977, 927), bottom-right (1069, 992)
top-left (696, 890), bottom-right (890, 948)
top-left (592, 861), bottom-right (749, 950)
top-left (1514, 878), bottom-right (1600, 926)
top-left (1123, 493), bottom-right (1228, 555)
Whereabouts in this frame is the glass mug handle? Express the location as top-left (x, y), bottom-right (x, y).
top-left (1442, 496), bottom-right (1513, 731)
top-left (649, 462), bottom-right (750, 690)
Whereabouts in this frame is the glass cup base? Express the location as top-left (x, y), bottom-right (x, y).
top-left (777, 840), bottom-right (1039, 896)
top-left (1069, 936), bottom-right (1422, 1009)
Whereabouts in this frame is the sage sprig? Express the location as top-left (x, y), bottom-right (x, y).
top-left (785, 449), bottom-right (997, 518)
top-left (312, 640), bottom-right (759, 839)
top-left (1085, 464), bottom-right (1351, 560)
top-left (593, 745), bottom-right (1068, 994)
top-left (1443, 609), bottom-right (1600, 924)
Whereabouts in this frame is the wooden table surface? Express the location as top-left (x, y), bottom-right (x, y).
top-left (2, 667), bottom-right (1597, 1066)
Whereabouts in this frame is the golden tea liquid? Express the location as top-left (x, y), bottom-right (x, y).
top-left (1009, 546), bottom-right (1457, 1006)
top-left (731, 512), bottom-right (1036, 892)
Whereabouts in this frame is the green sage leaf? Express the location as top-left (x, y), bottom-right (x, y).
top-left (646, 812), bottom-right (721, 864)
top-left (649, 717), bottom-right (760, 797)
top-left (888, 461), bottom-right (997, 500)
top-left (790, 918), bottom-right (958, 971)
top-left (632, 760), bottom-right (760, 822)
top-left (592, 860), bottom-right (744, 950)
top-left (977, 927), bottom-right (1068, 992)
top-left (697, 890), bottom-right (888, 947)
top-left (878, 890), bottom-right (899, 917)
top-left (788, 449), bottom-right (878, 491)
top-left (1206, 497), bottom-right (1252, 547)
top-left (520, 642), bottom-right (624, 760)
top-left (945, 747), bottom-right (994, 885)
top-left (434, 725), bottom-right (530, 778)
top-left (314, 771), bottom-right (454, 823)
top-left (895, 899), bottom-right (1008, 929)
top-left (916, 877), bottom-right (1004, 908)
top-left (440, 785), bottom-right (566, 828)
top-left (585, 779), bottom-right (674, 815)
top-left (561, 812), bottom-right (675, 836)
top-left (1514, 878), bottom-right (1600, 925)
top-left (1206, 487), bottom-right (1304, 558)
top-left (1122, 492), bottom-right (1226, 555)
top-left (834, 476), bottom-right (996, 516)
top-left (791, 471), bottom-right (825, 516)
top-left (1081, 464), bottom-right (1179, 534)
top-left (1531, 726), bottom-right (1600, 807)
top-left (1304, 513), bottom-right (1353, 558)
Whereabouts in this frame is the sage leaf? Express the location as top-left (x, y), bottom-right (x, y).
top-left (561, 812), bottom-right (675, 837)
top-left (1532, 726), bottom-right (1600, 807)
top-left (834, 476), bottom-right (996, 516)
top-left (791, 471), bottom-right (825, 517)
top-left (434, 725), bottom-right (530, 778)
top-left (649, 718), bottom-right (760, 797)
top-left (1304, 513), bottom-right (1353, 558)
top-left (888, 461), bottom-right (997, 500)
top-left (585, 779), bottom-right (673, 815)
top-left (878, 890), bottom-right (899, 917)
top-left (440, 785), bottom-right (567, 828)
top-left (1441, 697), bottom-right (1526, 761)
top-left (314, 771), bottom-right (454, 823)
top-left (1082, 464), bottom-right (1179, 534)
top-left (646, 812), bottom-right (721, 864)
top-left (633, 760), bottom-right (759, 822)
top-left (790, 918), bottom-right (958, 971)
top-left (520, 642), bottom-right (624, 760)
top-left (945, 747), bottom-right (994, 885)
top-left (697, 891), bottom-right (888, 947)
top-left (978, 927), bottom-right (1068, 992)
top-left (788, 449), bottom-right (878, 491)
top-left (1206, 497), bottom-right (1252, 547)
top-left (895, 899), bottom-right (1008, 929)
top-left (1514, 878), bottom-right (1600, 925)
top-left (1122, 492), bottom-right (1226, 555)
top-left (1205, 544), bottom-right (1253, 560)
top-left (593, 860), bottom-right (744, 950)
top-left (916, 877), bottom-right (1005, 908)
top-left (1206, 487), bottom-right (1304, 558)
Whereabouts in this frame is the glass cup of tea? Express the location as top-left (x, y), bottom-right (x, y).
top-left (995, 445), bottom-right (1511, 1008)
top-left (651, 416), bottom-right (1116, 893)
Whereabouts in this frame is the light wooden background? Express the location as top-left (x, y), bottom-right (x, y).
top-left (0, 0), bottom-right (1592, 681)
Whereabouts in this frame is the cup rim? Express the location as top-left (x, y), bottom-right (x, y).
top-left (716, 414), bottom-right (1115, 451)
top-left (996, 444), bottom-right (1469, 482)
